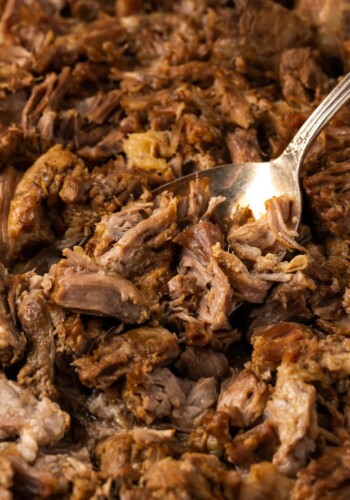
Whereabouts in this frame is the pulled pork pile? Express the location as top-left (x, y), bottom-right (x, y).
top-left (2, 0), bottom-right (350, 498)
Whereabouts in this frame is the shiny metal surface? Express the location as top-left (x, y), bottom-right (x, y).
top-left (154, 72), bottom-right (350, 230)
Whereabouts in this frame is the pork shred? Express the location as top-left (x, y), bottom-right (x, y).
top-left (1, 0), bottom-right (350, 497)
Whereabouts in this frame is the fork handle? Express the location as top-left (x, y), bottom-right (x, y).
top-left (282, 71), bottom-right (350, 169)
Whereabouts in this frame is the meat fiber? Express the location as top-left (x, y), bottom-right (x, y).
top-left (0, 276), bottom-right (26, 367)
top-left (51, 249), bottom-right (150, 324)
top-left (265, 362), bottom-right (318, 476)
top-left (16, 290), bottom-right (56, 399)
top-left (217, 369), bottom-right (269, 427)
top-left (74, 326), bottom-right (180, 389)
top-left (0, 374), bottom-right (69, 462)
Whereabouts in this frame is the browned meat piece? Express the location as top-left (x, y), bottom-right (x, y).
top-left (98, 194), bottom-right (178, 278)
top-left (33, 448), bottom-right (97, 499)
top-left (225, 421), bottom-right (278, 469)
top-left (296, 0), bottom-right (350, 61)
top-left (0, 373), bottom-right (70, 462)
top-left (318, 335), bottom-right (350, 376)
top-left (115, 0), bottom-right (143, 16)
top-left (170, 221), bottom-right (233, 332)
top-left (176, 347), bottom-right (229, 381)
top-left (0, 455), bottom-right (12, 500)
top-left (249, 272), bottom-right (315, 331)
top-left (16, 290), bottom-right (56, 399)
top-left (190, 410), bottom-right (231, 457)
top-left (136, 453), bottom-right (241, 500)
top-left (86, 201), bottom-right (152, 258)
top-left (132, 247), bottom-right (174, 302)
top-left (226, 129), bottom-right (262, 164)
top-left (0, 165), bottom-right (21, 265)
top-left (176, 177), bottom-right (225, 224)
top-left (212, 70), bottom-right (253, 129)
top-left (239, 462), bottom-right (294, 500)
top-left (7, 145), bottom-right (85, 255)
top-left (74, 326), bottom-right (180, 389)
top-left (51, 249), bottom-right (150, 323)
top-left (304, 162), bottom-right (350, 239)
top-left (217, 369), bottom-right (269, 427)
top-left (22, 68), bottom-right (72, 138)
top-left (122, 366), bottom-right (217, 428)
top-left (96, 428), bottom-right (176, 481)
top-left (279, 48), bottom-right (329, 106)
top-left (0, 448), bottom-right (58, 498)
top-left (227, 197), bottom-right (302, 264)
top-left (123, 130), bottom-right (175, 181)
top-left (0, 276), bottom-right (26, 367)
top-left (238, 0), bottom-right (312, 76)
top-left (212, 244), bottom-right (272, 305)
top-left (292, 443), bottom-right (350, 500)
top-left (122, 368), bottom-right (187, 424)
top-left (251, 322), bottom-right (314, 375)
top-left (0, 445), bottom-right (96, 499)
top-left (62, 162), bottom-right (150, 241)
top-left (172, 377), bottom-right (218, 429)
top-left (265, 362), bottom-right (318, 476)
top-left (85, 390), bottom-right (134, 445)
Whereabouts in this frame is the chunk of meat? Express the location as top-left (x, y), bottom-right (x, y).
top-left (303, 162), bottom-right (350, 239)
top-left (0, 165), bottom-right (21, 265)
top-left (139, 453), bottom-right (241, 500)
top-left (96, 428), bottom-right (175, 481)
top-left (189, 410), bottom-right (232, 457)
top-left (17, 290), bottom-right (56, 399)
top-left (0, 448), bottom-right (58, 498)
top-left (225, 421), bottom-right (278, 469)
top-left (227, 196), bottom-right (302, 265)
top-left (51, 249), bottom-right (150, 324)
top-left (115, 0), bottom-right (143, 16)
top-left (172, 377), bottom-right (218, 429)
top-left (86, 201), bottom-right (152, 258)
top-left (98, 195), bottom-right (178, 278)
top-left (251, 322), bottom-right (314, 375)
top-left (123, 366), bottom-right (218, 428)
top-left (0, 455), bottom-right (12, 500)
top-left (7, 145), bottom-right (85, 255)
top-left (238, 0), bottom-right (312, 76)
top-left (212, 243), bottom-right (271, 305)
top-left (292, 443), bottom-right (350, 500)
top-left (265, 362), bottom-right (318, 476)
top-left (239, 462), bottom-right (294, 500)
top-left (296, 0), bottom-right (350, 61)
top-left (0, 374), bottom-right (70, 462)
top-left (177, 177), bottom-right (225, 224)
top-left (217, 369), bottom-right (269, 427)
top-left (170, 221), bottom-right (233, 332)
top-left (0, 278), bottom-right (26, 367)
top-left (33, 448), bottom-right (97, 499)
top-left (85, 391), bottom-right (134, 444)
top-left (176, 347), bottom-right (229, 381)
top-left (249, 272), bottom-right (316, 331)
top-left (319, 335), bottom-right (350, 376)
top-left (74, 326), bottom-right (180, 389)
top-left (123, 130), bottom-right (175, 181)
top-left (122, 368), bottom-right (187, 424)
top-left (279, 48), bottom-right (329, 106)
top-left (226, 129), bottom-right (262, 164)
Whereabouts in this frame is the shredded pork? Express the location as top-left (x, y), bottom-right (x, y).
top-left (1, 0), bottom-right (350, 498)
